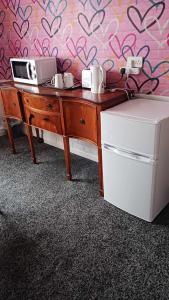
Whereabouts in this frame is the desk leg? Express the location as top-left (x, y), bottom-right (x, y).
top-left (63, 136), bottom-right (72, 180)
top-left (35, 128), bottom-right (44, 143)
top-left (5, 118), bottom-right (16, 154)
top-left (98, 146), bottom-right (104, 197)
top-left (25, 124), bottom-right (36, 164)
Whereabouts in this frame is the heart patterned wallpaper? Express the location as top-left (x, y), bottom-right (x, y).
top-left (0, 0), bottom-right (169, 96)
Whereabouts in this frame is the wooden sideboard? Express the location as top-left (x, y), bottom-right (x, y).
top-left (0, 81), bottom-right (129, 196)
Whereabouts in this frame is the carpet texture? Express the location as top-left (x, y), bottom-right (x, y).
top-left (0, 136), bottom-right (169, 300)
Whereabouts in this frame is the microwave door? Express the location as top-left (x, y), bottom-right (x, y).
top-left (12, 61), bottom-right (28, 79)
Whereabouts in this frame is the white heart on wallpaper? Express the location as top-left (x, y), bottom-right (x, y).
top-left (66, 36), bottom-right (87, 58)
top-left (144, 16), bottom-right (169, 48)
top-left (23, 27), bottom-right (39, 49)
top-left (92, 17), bottom-right (119, 49)
top-left (52, 22), bottom-right (72, 47)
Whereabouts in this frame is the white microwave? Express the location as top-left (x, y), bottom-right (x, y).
top-left (10, 57), bottom-right (57, 85)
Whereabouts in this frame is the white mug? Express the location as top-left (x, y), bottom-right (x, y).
top-left (63, 73), bottom-right (74, 88)
top-left (51, 74), bottom-right (64, 89)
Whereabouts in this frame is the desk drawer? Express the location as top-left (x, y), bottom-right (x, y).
top-left (23, 94), bottom-right (60, 113)
top-left (1, 88), bottom-right (22, 119)
top-left (62, 100), bottom-right (97, 144)
top-left (25, 109), bottom-right (62, 134)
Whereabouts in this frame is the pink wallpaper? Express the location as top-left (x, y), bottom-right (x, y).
top-left (0, 0), bottom-right (169, 95)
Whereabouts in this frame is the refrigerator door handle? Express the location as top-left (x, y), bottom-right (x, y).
top-left (103, 144), bottom-right (156, 164)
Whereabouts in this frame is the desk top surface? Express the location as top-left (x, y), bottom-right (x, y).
top-left (0, 80), bottom-right (130, 105)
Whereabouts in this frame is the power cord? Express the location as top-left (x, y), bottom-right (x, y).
top-left (107, 88), bottom-right (130, 100)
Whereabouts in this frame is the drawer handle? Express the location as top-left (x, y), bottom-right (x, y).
top-left (47, 104), bottom-right (53, 109)
top-left (12, 102), bottom-right (16, 107)
top-left (43, 117), bottom-right (49, 122)
top-left (80, 118), bottom-right (85, 125)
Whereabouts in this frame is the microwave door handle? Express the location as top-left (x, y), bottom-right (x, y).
top-left (26, 62), bottom-right (31, 79)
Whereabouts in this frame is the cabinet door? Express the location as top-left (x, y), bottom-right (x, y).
top-left (62, 100), bottom-right (97, 144)
top-left (22, 93), bottom-right (62, 134)
top-left (1, 88), bottom-right (22, 119)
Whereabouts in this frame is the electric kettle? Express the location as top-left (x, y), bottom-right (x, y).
top-left (90, 65), bottom-right (105, 94)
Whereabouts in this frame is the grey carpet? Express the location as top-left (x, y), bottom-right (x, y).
top-left (0, 136), bottom-right (169, 300)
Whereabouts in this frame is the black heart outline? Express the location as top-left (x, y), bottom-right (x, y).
top-left (8, 39), bottom-right (21, 56)
top-left (41, 16), bottom-right (62, 38)
top-left (102, 59), bottom-right (114, 72)
top-left (57, 58), bottom-right (72, 73)
top-left (78, 10), bottom-right (105, 36)
top-left (127, 2), bottom-right (165, 33)
top-left (20, 47), bottom-right (29, 57)
top-left (77, 45), bottom-right (97, 68)
top-left (18, 5), bottom-right (32, 21)
top-left (142, 59), bottom-right (169, 79)
top-left (1, 0), bottom-right (8, 9)
top-left (127, 76), bottom-right (159, 94)
top-left (89, 0), bottom-right (112, 11)
top-left (0, 10), bottom-right (5, 23)
top-left (0, 23), bottom-right (4, 38)
top-left (48, 0), bottom-right (67, 17)
top-left (122, 45), bottom-right (150, 62)
top-left (36, 0), bottom-right (50, 12)
top-left (13, 20), bottom-right (29, 39)
top-left (78, 0), bottom-right (88, 8)
top-left (8, 0), bottom-right (20, 16)
top-left (4, 56), bottom-right (10, 67)
top-left (42, 46), bottom-right (58, 57)
top-left (0, 47), bottom-right (4, 62)
top-left (0, 66), bottom-right (11, 79)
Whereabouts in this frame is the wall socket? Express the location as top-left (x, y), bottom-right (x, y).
top-left (120, 56), bottom-right (143, 75)
top-left (125, 67), bottom-right (141, 75)
top-left (126, 56), bottom-right (143, 68)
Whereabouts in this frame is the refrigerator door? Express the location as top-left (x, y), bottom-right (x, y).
top-left (102, 144), bottom-right (157, 222)
top-left (101, 113), bottom-right (160, 160)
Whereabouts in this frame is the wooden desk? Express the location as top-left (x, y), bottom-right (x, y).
top-left (0, 81), bottom-right (129, 196)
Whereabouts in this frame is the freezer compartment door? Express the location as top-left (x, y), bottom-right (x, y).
top-left (101, 113), bottom-right (160, 159)
top-left (102, 144), bottom-right (157, 222)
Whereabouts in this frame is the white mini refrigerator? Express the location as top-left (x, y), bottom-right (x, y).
top-left (101, 99), bottom-right (169, 222)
